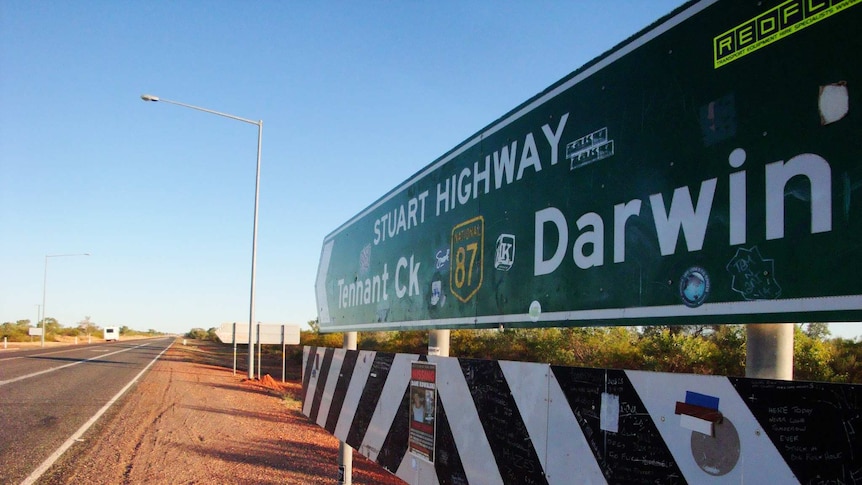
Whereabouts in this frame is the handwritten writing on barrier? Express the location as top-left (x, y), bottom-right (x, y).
top-left (731, 378), bottom-right (862, 483)
top-left (460, 359), bottom-right (547, 485)
top-left (552, 367), bottom-right (683, 484)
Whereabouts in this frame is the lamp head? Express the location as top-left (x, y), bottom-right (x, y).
top-left (140, 94), bottom-right (160, 102)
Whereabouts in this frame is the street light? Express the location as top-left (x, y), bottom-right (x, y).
top-left (41, 253), bottom-right (90, 348)
top-left (141, 94), bottom-right (263, 380)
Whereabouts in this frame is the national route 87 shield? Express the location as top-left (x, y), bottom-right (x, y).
top-left (450, 216), bottom-right (484, 303)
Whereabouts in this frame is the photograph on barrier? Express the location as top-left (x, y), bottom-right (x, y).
top-left (408, 361), bottom-right (437, 462)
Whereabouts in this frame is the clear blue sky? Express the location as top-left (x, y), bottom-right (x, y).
top-left (2, 1), bottom-right (859, 339)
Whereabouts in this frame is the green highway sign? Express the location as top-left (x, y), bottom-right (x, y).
top-left (316, 0), bottom-right (862, 332)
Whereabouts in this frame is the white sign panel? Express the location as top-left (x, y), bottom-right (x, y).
top-left (215, 322), bottom-right (300, 345)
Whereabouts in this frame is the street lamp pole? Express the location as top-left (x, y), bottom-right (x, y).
top-left (41, 253), bottom-right (90, 348)
top-left (141, 94), bottom-right (262, 380)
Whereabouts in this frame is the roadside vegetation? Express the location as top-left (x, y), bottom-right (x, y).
top-left (1, 317), bottom-right (164, 342)
top-left (292, 321), bottom-right (862, 384)
top-left (172, 321), bottom-right (862, 384)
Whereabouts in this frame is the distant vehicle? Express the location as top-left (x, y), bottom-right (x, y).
top-left (104, 326), bottom-right (120, 341)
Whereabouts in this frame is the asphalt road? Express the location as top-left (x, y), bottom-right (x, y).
top-left (0, 337), bottom-right (174, 484)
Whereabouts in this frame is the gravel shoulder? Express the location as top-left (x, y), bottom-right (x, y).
top-left (37, 339), bottom-right (405, 484)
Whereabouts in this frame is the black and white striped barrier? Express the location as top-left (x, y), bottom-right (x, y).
top-left (302, 347), bottom-right (862, 484)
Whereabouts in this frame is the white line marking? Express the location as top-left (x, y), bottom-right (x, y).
top-left (19, 339), bottom-right (173, 485)
top-left (0, 343), bottom-right (154, 387)
top-left (0, 346), bottom-right (115, 362)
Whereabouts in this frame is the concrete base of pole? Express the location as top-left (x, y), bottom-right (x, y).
top-left (429, 329), bottom-right (450, 357)
top-left (339, 331), bottom-right (357, 485)
top-left (746, 323), bottom-right (794, 380)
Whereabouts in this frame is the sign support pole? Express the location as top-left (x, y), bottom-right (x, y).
top-left (257, 323), bottom-right (262, 380)
top-left (745, 324), bottom-right (794, 380)
top-left (428, 329), bottom-right (450, 357)
top-left (338, 331), bottom-right (357, 485)
top-left (232, 322), bottom-right (237, 376)
top-left (281, 324), bottom-right (286, 383)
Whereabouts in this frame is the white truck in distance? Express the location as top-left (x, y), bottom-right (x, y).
top-left (103, 326), bottom-right (120, 341)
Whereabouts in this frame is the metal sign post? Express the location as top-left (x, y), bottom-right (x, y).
top-left (337, 331), bottom-right (357, 485)
top-left (232, 322), bottom-right (237, 376)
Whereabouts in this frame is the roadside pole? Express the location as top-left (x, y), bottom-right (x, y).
top-left (281, 324), bottom-right (286, 383)
top-left (428, 329), bottom-right (450, 357)
top-left (232, 322), bottom-right (237, 376)
top-left (746, 324), bottom-right (794, 380)
top-left (257, 323), bottom-right (262, 380)
top-left (338, 331), bottom-right (357, 485)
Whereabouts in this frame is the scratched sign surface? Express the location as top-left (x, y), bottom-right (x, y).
top-left (316, 0), bottom-right (862, 332)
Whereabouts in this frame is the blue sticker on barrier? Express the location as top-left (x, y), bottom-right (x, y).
top-left (685, 391), bottom-right (719, 410)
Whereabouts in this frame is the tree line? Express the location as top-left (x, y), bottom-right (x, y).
top-left (291, 322), bottom-right (862, 384)
top-left (1, 318), bottom-right (163, 341)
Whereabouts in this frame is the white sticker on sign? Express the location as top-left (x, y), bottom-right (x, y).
top-left (600, 392), bottom-right (619, 433)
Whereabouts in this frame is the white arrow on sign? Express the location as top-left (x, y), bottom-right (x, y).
top-left (315, 240), bottom-right (334, 326)
top-left (216, 323), bottom-right (300, 345)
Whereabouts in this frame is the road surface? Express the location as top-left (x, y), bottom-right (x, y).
top-left (0, 337), bottom-right (173, 484)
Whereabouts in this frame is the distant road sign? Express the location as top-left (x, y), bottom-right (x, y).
top-left (28, 327), bottom-right (42, 336)
top-left (216, 323), bottom-right (300, 345)
top-left (316, 0), bottom-right (862, 332)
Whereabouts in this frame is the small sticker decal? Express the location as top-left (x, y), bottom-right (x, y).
top-left (726, 246), bottom-right (782, 300)
top-left (495, 234), bottom-right (515, 271)
top-left (699, 94), bottom-right (737, 146)
top-left (819, 82), bottom-right (849, 125)
top-left (713, 0), bottom-right (860, 69)
top-left (675, 391), bottom-right (740, 476)
top-left (566, 127), bottom-right (615, 170)
top-left (430, 280), bottom-right (445, 307)
top-left (359, 243), bottom-right (372, 277)
top-left (679, 266), bottom-right (711, 307)
top-left (434, 248), bottom-right (450, 271)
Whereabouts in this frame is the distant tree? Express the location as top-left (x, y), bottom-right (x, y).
top-left (828, 338), bottom-right (862, 383)
top-left (707, 325), bottom-right (746, 377)
top-left (802, 322), bottom-right (831, 340)
top-left (794, 325), bottom-right (834, 381)
top-left (1, 320), bottom-right (31, 341)
top-left (78, 316), bottom-right (98, 337)
top-left (41, 318), bottom-right (61, 340)
top-left (186, 328), bottom-right (208, 340)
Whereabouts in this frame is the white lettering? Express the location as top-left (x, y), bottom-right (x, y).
top-left (765, 153), bottom-right (832, 240)
top-left (574, 212), bottom-right (604, 269)
top-left (729, 149), bottom-right (747, 245)
top-left (395, 255), bottom-right (421, 298)
top-left (516, 133), bottom-right (541, 180)
top-left (436, 177), bottom-right (450, 216)
top-left (458, 167), bottom-right (472, 205)
top-left (542, 113), bottom-right (569, 166)
top-left (650, 179), bottom-right (717, 256)
top-left (493, 142), bottom-right (518, 189)
top-left (614, 200), bottom-right (642, 263)
top-left (473, 158), bottom-right (490, 197)
top-left (534, 207), bottom-right (568, 276)
top-left (336, 264), bottom-right (389, 308)
top-left (395, 257), bottom-right (408, 298)
top-left (373, 191), bottom-right (430, 245)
